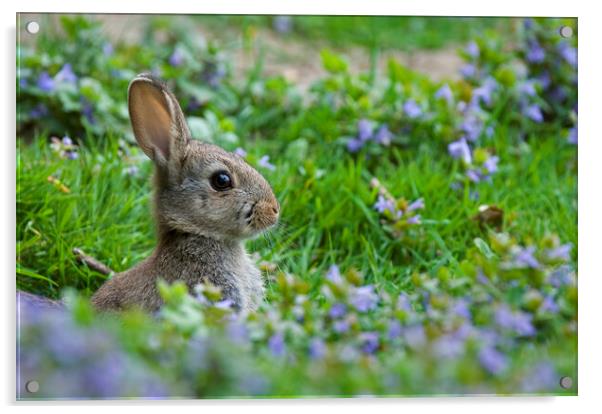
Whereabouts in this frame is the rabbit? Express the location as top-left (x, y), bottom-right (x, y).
top-left (90, 73), bottom-right (279, 313)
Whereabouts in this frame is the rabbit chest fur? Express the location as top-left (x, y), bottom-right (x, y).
top-left (91, 232), bottom-right (264, 312)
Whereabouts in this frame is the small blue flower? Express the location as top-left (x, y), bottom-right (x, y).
top-left (546, 244), bottom-right (572, 261)
top-left (407, 198), bottom-right (424, 212)
top-left (524, 104), bottom-right (544, 123)
top-left (374, 195), bottom-right (396, 215)
top-left (483, 155), bottom-right (500, 174)
top-left (435, 83), bottom-right (453, 104)
top-left (360, 332), bottom-right (379, 354)
top-left (374, 125), bottom-right (392, 145)
top-left (514, 246), bottom-right (540, 269)
top-left (460, 64), bottom-right (477, 79)
top-left (37, 71), bottom-right (55, 92)
top-left (568, 126), bottom-right (578, 145)
top-left (406, 215), bottom-right (421, 225)
top-left (387, 320), bottom-right (403, 340)
top-left (519, 80), bottom-right (538, 97)
top-left (29, 103), bottom-right (49, 119)
top-left (526, 40), bottom-right (545, 63)
top-left (558, 41), bottom-right (577, 67)
top-left (461, 113), bottom-right (484, 141)
top-left (396, 293), bottom-right (411, 311)
top-left (233, 147), bottom-right (247, 157)
top-left (258, 155), bottom-right (276, 171)
top-left (308, 338), bottom-right (327, 359)
top-left (478, 347), bottom-right (508, 375)
top-left (333, 319), bottom-right (350, 334)
top-left (357, 119), bottom-right (373, 142)
top-left (168, 49), bottom-right (184, 67)
top-left (433, 334), bottom-right (465, 359)
top-left (403, 325), bottom-right (426, 350)
top-left (540, 296), bottom-right (559, 314)
top-left (346, 137), bottom-right (364, 153)
top-left (54, 63), bottom-right (77, 84)
top-left (268, 332), bottom-right (286, 357)
top-left (448, 138), bottom-right (472, 164)
top-left (326, 264), bottom-right (343, 283)
top-left (103, 42), bottom-right (114, 56)
top-left (403, 100), bottom-right (422, 119)
top-left (329, 302), bottom-right (347, 319)
top-left (273, 16), bottom-right (292, 33)
top-left (465, 41), bottom-right (480, 59)
top-left (350, 285), bottom-right (379, 313)
top-left (471, 78), bottom-right (497, 106)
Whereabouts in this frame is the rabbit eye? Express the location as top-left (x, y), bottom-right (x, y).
top-left (210, 170), bottom-right (233, 191)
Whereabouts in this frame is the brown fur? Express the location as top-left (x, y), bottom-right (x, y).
top-left (91, 74), bottom-right (279, 312)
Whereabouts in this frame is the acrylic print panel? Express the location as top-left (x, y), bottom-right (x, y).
top-left (16, 13), bottom-right (577, 399)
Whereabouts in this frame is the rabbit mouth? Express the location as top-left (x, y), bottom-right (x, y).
top-left (242, 201), bottom-right (279, 234)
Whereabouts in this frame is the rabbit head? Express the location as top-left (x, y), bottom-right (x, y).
top-left (128, 73), bottom-right (279, 241)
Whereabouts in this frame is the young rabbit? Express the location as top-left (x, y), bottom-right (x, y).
top-left (91, 74), bottom-right (279, 312)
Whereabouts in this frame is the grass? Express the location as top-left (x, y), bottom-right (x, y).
top-left (17, 126), bottom-right (577, 300)
top-left (193, 15), bottom-right (517, 51)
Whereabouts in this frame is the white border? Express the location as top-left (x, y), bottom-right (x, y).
top-left (3, 1), bottom-right (601, 413)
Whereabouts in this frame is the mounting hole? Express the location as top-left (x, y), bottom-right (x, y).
top-left (559, 376), bottom-right (573, 389)
top-left (25, 380), bottom-right (39, 393)
top-left (559, 26), bottom-right (573, 38)
top-left (26, 21), bottom-right (40, 35)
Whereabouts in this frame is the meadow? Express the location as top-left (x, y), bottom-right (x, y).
top-left (16, 15), bottom-right (577, 398)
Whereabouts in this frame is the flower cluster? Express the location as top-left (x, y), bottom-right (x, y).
top-left (370, 178), bottom-right (424, 239)
top-left (49, 136), bottom-right (79, 160)
top-left (346, 119), bottom-right (393, 153)
top-left (17, 227), bottom-right (575, 398)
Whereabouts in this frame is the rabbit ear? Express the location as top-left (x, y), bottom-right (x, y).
top-left (127, 74), bottom-right (191, 165)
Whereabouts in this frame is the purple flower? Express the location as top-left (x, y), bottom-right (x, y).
top-left (549, 266), bottom-right (573, 287)
top-left (478, 347), bottom-right (508, 375)
top-left (403, 99), bottom-right (422, 119)
top-left (54, 63), bottom-right (77, 84)
top-left (435, 83), bottom-right (453, 104)
top-left (403, 325), bottom-right (426, 349)
top-left (30, 103), bottom-right (49, 119)
top-left (451, 298), bottom-right (471, 320)
top-left (527, 40), bottom-right (545, 63)
top-left (202, 62), bottom-right (226, 88)
top-left (360, 332), bottom-right (379, 354)
top-left (329, 302), bottom-right (347, 319)
top-left (273, 15), bottom-right (292, 33)
top-left (466, 41), bottom-right (480, 58)
top-left (406, 215), bottom-right (421, 225)
top-left (66, 151), bottom-right (79, 160)
top-left (448, 138), bottom-right (472, 164)
top-left (460, 64), bottom-right (477, 79)
top-left (521, 362), bottom-right (558, 392)
top-left (374, 195), bottom-right (396, 215)
top-left (268, 332), bottom-right (286, 357)
top-left (524, 104), bottom-right (544, 123)
top-left (540, 296), bottom-right (559, 314)
top-left (346, 138), bottom-right (364, 153)
top-left (515, 246), bottom-right (541, 269)
top-left (407, 198), bottom-right (425, 212)
top-left (124, 165), bottom-right (140, 177)
top-left (433, 335), bottom-right (465, 359)
top-left (374, 125), bottom-right (392, 145)
top-left (519, 80), bottom-right (538, 97)
top-left (37, 71), bottom-right (55, 92)
top-left (483, 155), bottom-right (500, 174)
top-left (233, 147), bottom-right (247, 157)
top-left (168, 49), bottom-right (184, 67)
top-left (333, 319), bottom-right (350, 334)
top-left (513, 311), bottom-right (536, 336)
top-left (103, 42), bottom-right (114, 56)
top-left (258, 155), bottom-right (276, 171)
top-left (558, 41), bottom-right (577, 67)
top-left (62, 136), bottom-right (73, 146)
top-left (308, 338), bottom-right (327, 359)
top-left (537, 71), bottom-right (551, 89)
top-left (396, 293), bottom-right (411, 311)
top-left (326, 264), bottom-right (343, 283)
top-left (568, 126), bottom-right (578, 144)
top-left (214, 299), bottom-right (234, 309)
top-left (80, 97), bottom-right (96, 125)
top-left (350, 285), bottom-right (379, 313)
top-left (546, 244), bottom-right (572, 261)
top-left (472, 78), bottom-right (497, 106)
top-left (357, 119), bottom-right (373, 141)
top-left (461, 113), bottom-right (484, 141)
top-left (387, 319), bottom-right (403, 340)
top-left (466, 169), bottom-right (482, 183)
